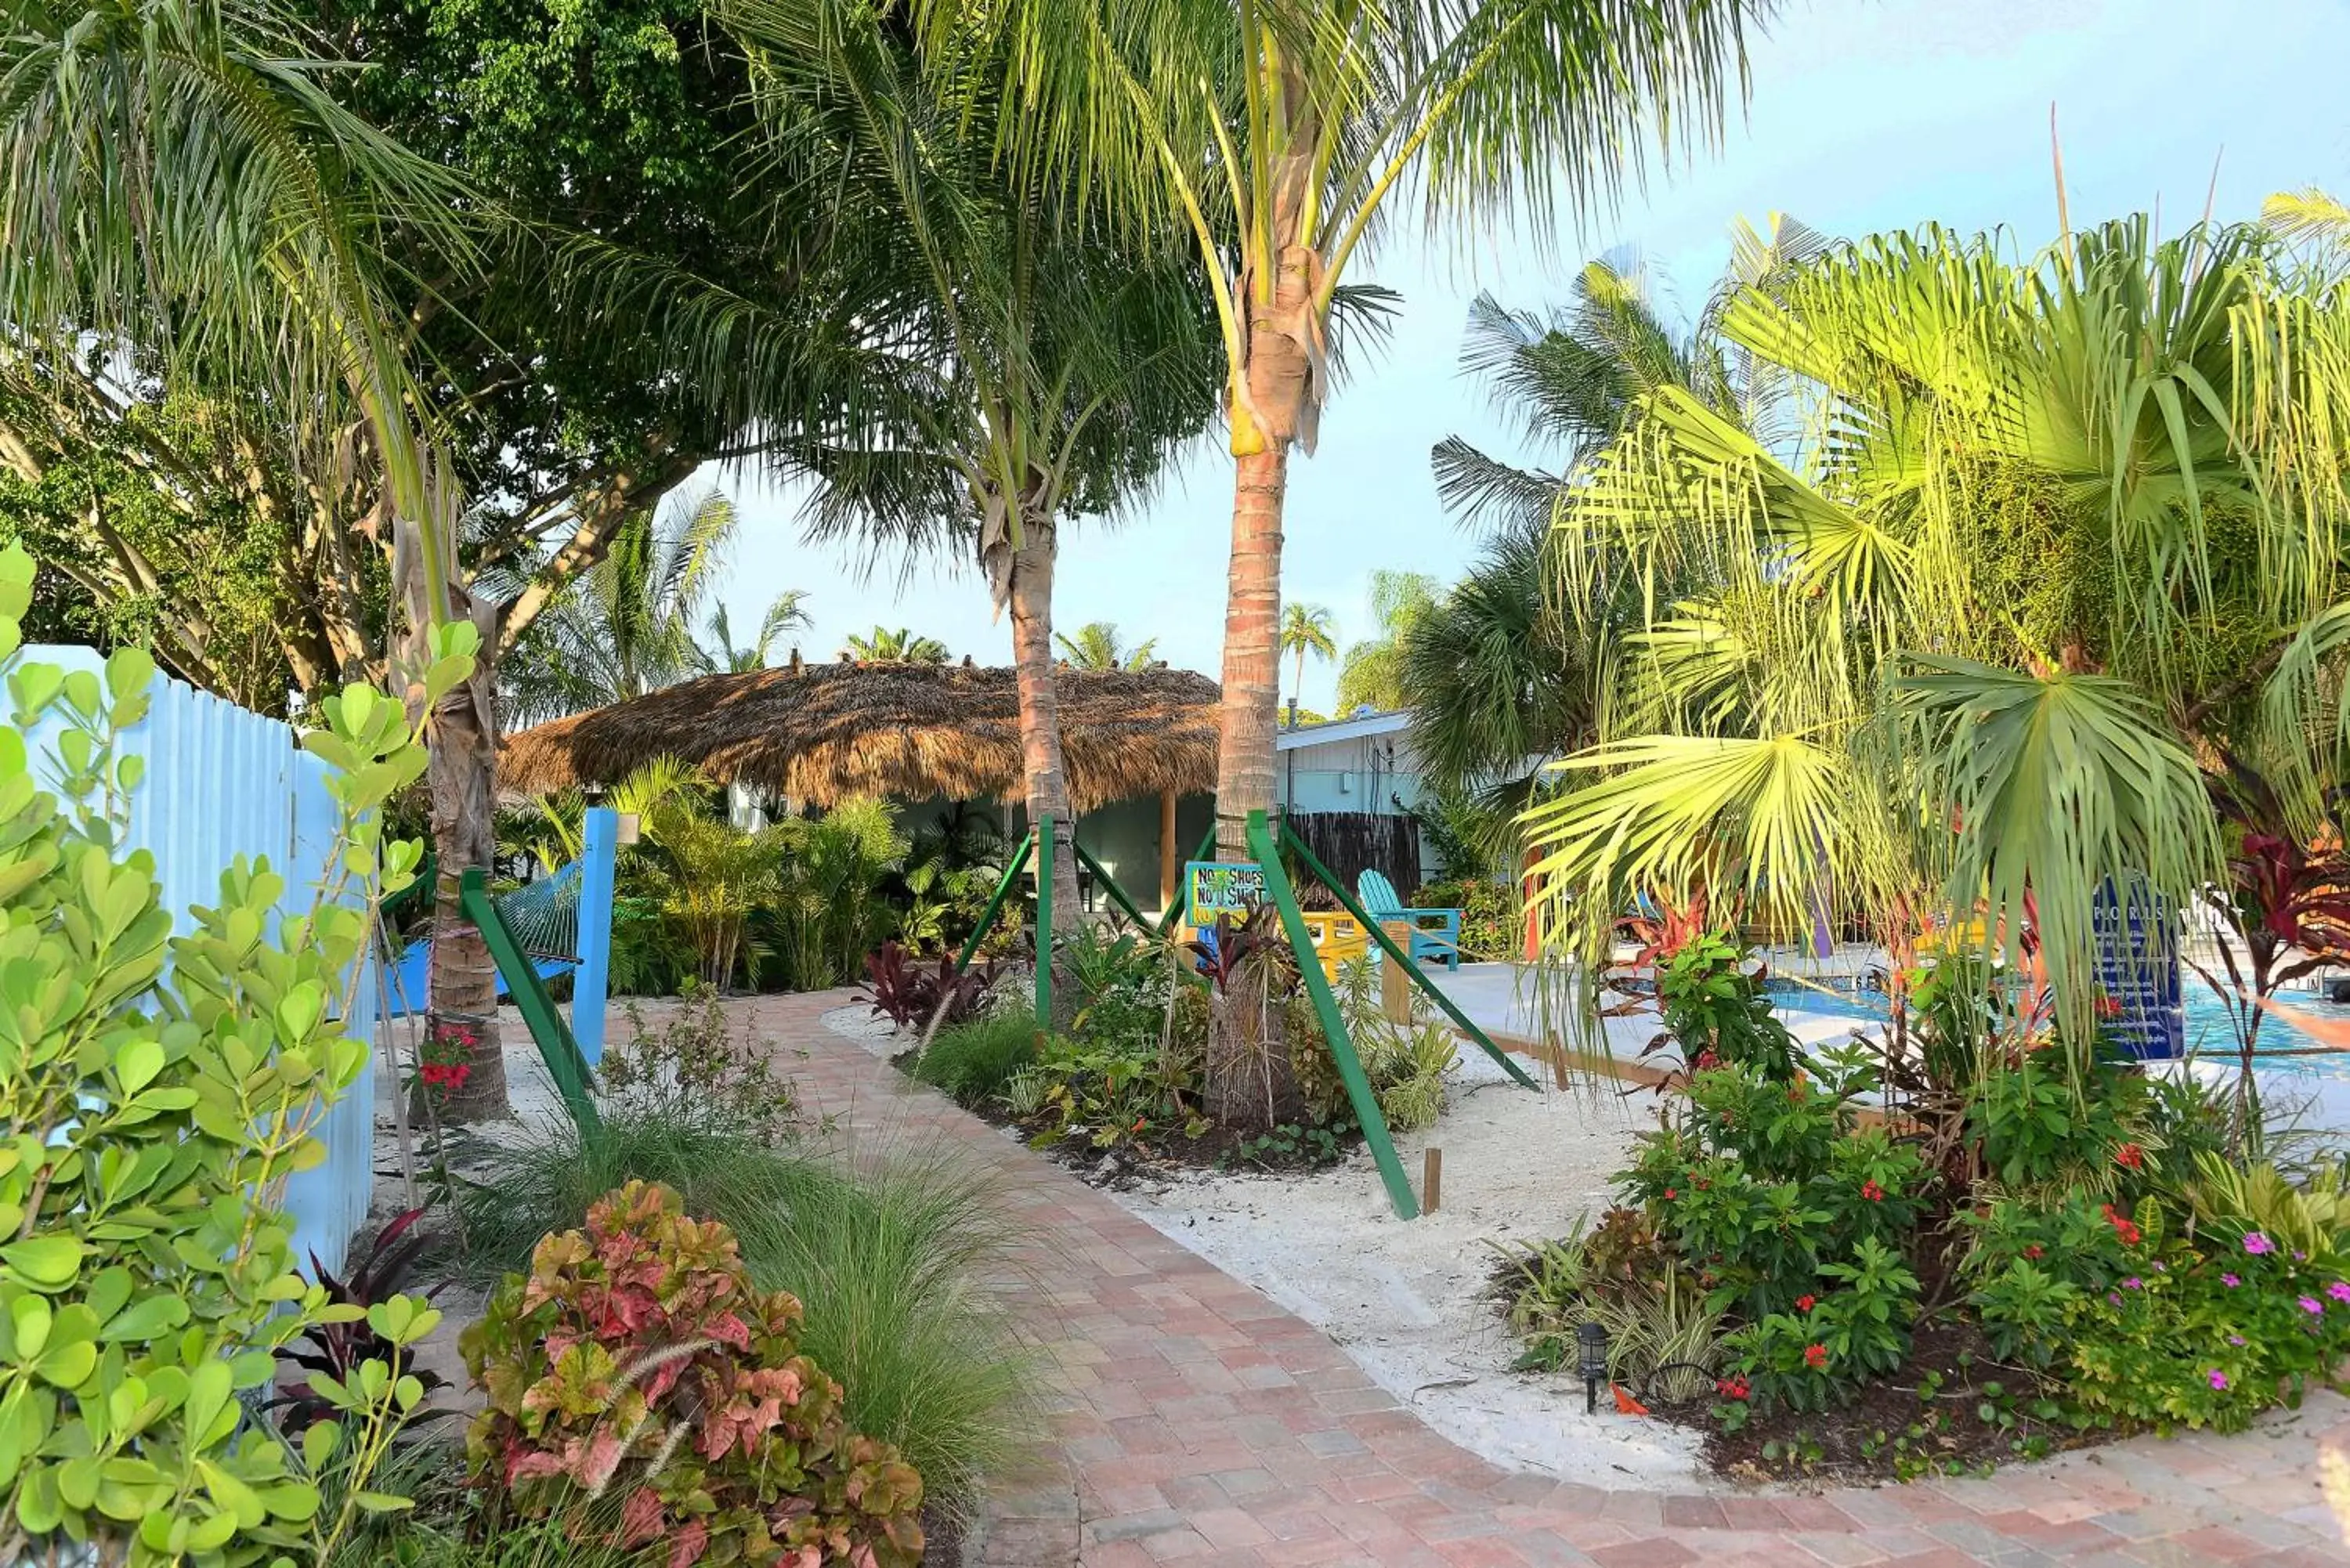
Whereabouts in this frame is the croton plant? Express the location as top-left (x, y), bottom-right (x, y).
top-left (460, 1181), bottom-right (924, 1568)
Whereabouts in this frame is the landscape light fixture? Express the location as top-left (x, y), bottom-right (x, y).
top-left (1578, 1321), bottom-right (1610, 1415)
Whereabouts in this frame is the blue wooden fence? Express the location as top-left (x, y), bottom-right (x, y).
top-left (21, 648), bottom-right (376, 1275)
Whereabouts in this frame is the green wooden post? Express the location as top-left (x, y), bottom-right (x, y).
top-left (1246, 811), bottom-right (1419, 1220)
top-left (1155, 826), bottom-right (1220, 936)
top-left (1072, 840), bottom-right (1153, 928)
top-left (1034, 815), bottom-right (1054, 1025)
top-left (954, 828), bottom-right (1035, 973)
top-left (1278, 825), bottom-right (1538, 1091)
top-left (458, 867), bottom-right (602, 1136)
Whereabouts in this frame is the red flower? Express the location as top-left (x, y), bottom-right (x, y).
top-left (1802, 1344), bottom-right (1828, 1370)
top-left (1861, 1180), bottom-right (1885, 1202)
top-left (1796, 1294), bottom-right (1817, 1313)
top-left (2023, 1245), bottom-right (2044, 1260)
top-left (1662, 1188), bottom-right (1678, 1201)
top-left (2101, 1202), bottom-right (2142, 1247)
top-left (1715, 1375), bottom-right (1750, 1401)
top-left (2115, 1142), bottom-right (2145, 1171)
top-left (1695, 1049), bottom-right (1719, 1071)
top-left (2095, 995), bottom-right (2123, 1020)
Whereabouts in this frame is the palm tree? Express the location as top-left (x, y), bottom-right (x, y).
top-left (723, 0), bottom-right (1220, 930)
top-left (942, 0), bottom-right (1768, 855)
top-left (701, 594), bottom-right (814, 674)
top-left (1334, 573), bottom-right (1437, 714)
top-left (500, 487), bottom-right (749, 724)
top-left (1279, 603), bottom-right (1339, 710)
top-left (1055, 621), bottom-right (1160, 670)
top-left (841, 627), bottom-right (952, 664)
top-left (1524, 214), bottom-right (2350, 1077)
top-left (0, 0), bottom-right (535, 1111)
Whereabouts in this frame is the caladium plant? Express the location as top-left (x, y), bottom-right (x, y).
top-left (459, 1180), bottom-right (924, 1568)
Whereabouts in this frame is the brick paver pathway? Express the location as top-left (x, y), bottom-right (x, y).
top-left (746, 992), bottom-right (2350, 1567)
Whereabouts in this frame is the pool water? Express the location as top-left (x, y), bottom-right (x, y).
top-left (1759, 974), bottom-right (2343, 1073)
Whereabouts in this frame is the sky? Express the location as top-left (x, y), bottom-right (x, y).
top-left (702, 0), bottom-right (2350, 716)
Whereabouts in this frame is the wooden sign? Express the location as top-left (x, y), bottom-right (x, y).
top-left (1186, 860), bottom-right (1266, 917)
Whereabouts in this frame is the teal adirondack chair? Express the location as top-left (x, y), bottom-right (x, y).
top-left (1357, 869), bottom-right (1462, 971)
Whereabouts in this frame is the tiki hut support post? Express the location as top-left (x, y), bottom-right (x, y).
top-left (1159, 789), bottom-right (1178, 914)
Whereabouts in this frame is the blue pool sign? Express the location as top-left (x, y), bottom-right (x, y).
top-left (1187, 860), bottom-right (1266, 917)
top-left (2092, 876), bottom-right (2184, 1060)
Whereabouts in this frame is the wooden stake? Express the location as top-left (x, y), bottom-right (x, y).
top-left (1380, 923), bottom-right (1412, 1023)
top-left (1423, 1147), bottom-right (1443, 1212)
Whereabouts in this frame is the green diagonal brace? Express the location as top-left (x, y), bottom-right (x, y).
top-left (458, 867), bottom-right (601, 1136)
top-left (1072, 840), bottom-right (1153, 929)
top-left (1246, 811), bottom-right (1419, 1220)
top-left (1279, 825), bottom-right (1538, 1091)
top-left (1155, 826), bottom-right (1219, 936)
top-left (954, 828), bottom-right (1036, 974)
top-left (1034, 815), bottom-right (1055, 1025)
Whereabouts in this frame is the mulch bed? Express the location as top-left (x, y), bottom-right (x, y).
top-left (1672, 1319), bottom-right (2099, 1486)
top-left (887, 1050), bottom-right (1360, 1187)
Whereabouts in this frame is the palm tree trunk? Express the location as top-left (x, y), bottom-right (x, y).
top-left (410, 572), bottom-right (511, 1122)
top-left (1008, 511), bottom-right (1080, 930)
top-left (1215, 269), bottom-right (1314, 858)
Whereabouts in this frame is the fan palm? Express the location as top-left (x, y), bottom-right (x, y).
top-left (1054, 622), bottom-right (1159, 670)
top-left (1525, 214), bottom-right (2350, 1062)
top-left (841, 627), bottom-right (953, 665)
top-left (722, 0), bottom-right (1220, 927)
top-left (1279, 603), bottom-right (1338, 709)
top-left (935, 0), bottom-right (1770, 854)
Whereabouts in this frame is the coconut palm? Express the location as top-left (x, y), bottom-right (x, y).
top-left (1279, 603), bottom-right (1339, 710)
top-left (841, 627), bottom-right (953, 665)
top-left (940, 0), bottom-right (1769, 854)
top-left (0, 0), bottom-right (540, 1108)
top-left (501, 487), bottom-right (747, 724)
top-left (700, 593), bottom-right (815, 675)
top-left (1524, 214), bottom-right (2350, 1068)
top-left (723, 0), bottom-right (1220, 929)
top-left (1055, 622), bottom-right (1160, 670)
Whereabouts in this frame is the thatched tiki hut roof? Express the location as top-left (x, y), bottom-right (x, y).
top-left (499, 659), bottom-right (1220, 811)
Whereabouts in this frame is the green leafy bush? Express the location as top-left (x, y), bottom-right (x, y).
top-left (1620, 1059), bottom-right (1929, 1323)
top-left (0, 544), bottom-right (461, 1563)
top-left (461, 1180), bottom-right (924, 1567)
top-left (914, 1010), bottom-right (1039, 1107)
top-left (1654, 935), bottom-right (1799, 1081)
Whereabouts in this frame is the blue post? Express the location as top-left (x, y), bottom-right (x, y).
top-left (575, 807), bottom-right (618, 1065)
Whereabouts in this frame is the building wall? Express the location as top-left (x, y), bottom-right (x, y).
top-left (1278, 728), bottom-right (1427, 818)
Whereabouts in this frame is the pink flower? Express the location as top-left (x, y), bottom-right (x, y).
top-left (2222, 1274), bottom-right (2241, 1288)
top-left (2301, 1296), bottom-right (2325, 1316)
top-left (2244, 1232), bottom-right (2276, 1255)
top-left (2207, 1370), bottom-right (2229, 1391)
top-left (2121, 1277), bottom-right (2143, 1290)
top-left (2330, 1283), bottom-right (2350, 1304)
top-left (2228, 1335), bottom-right (2247, 1346)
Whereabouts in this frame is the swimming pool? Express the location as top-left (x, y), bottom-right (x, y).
top-left (1758, 973), bottom-right (2340, 1068)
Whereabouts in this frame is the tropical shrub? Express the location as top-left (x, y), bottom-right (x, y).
top-left (859, 940), bottom-right (1001, 1031)
top-left (460, 1180), bottom-right (924, 1568)
top-left (1652, 934), bottom-right (1800, 1082)
top-left (0, 544), bottom-right (461, 1563)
